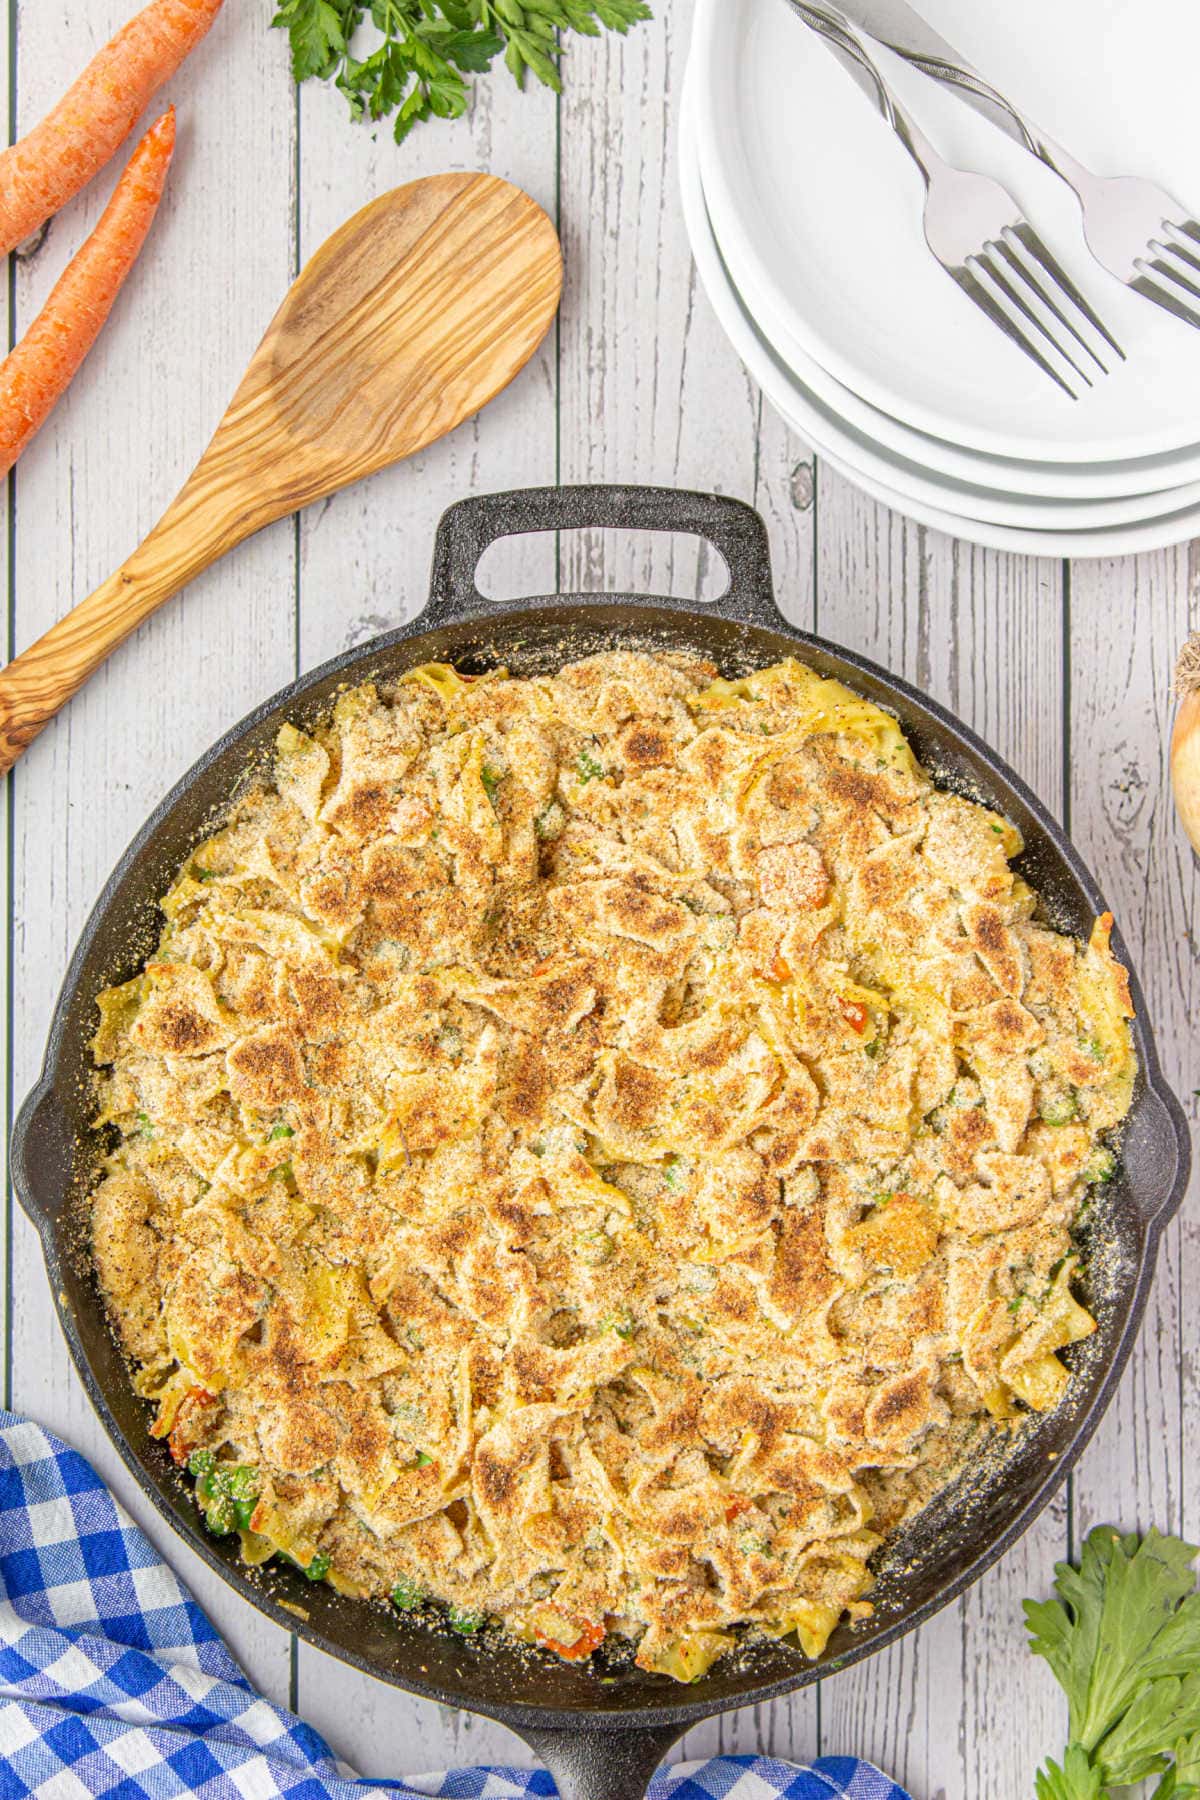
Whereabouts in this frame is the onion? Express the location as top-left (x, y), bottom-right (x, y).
top-left (1173, 633), bottom-right (1200, 854)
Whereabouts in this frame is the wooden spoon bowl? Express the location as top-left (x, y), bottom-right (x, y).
top-left (0, 171), bottom-right (562, 771)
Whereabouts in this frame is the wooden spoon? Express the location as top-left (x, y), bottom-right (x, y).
top-left (0, 171), bottom-right (562, 772)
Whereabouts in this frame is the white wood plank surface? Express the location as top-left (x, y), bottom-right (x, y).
top-left (1067, 547), bottom-right (1198, 1557)
top-left (2, 1), bottom-right (1196, 1795)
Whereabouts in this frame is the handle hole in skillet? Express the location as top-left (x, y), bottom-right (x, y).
top-left (476, 526), bottom-right (731, 604)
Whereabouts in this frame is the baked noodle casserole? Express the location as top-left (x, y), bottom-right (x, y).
top-left (89, 652), bottom-right (1135, 1681)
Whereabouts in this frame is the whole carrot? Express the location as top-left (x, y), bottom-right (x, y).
top-left (0, 0), bottom-right (219, 256)
top-left (0, 109), bottom-right (175, 478)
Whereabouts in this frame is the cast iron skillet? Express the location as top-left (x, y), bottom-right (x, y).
top-left (11, 486), bottom-right (1191, 1800)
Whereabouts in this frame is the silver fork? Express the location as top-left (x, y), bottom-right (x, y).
top-left (783, 1), bottom-right (1120, 395)
top-left (825, 0), bottom-right (1200, 330)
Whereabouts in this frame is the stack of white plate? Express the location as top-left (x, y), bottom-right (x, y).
top-left (683, 0), bottom-right (1200, 555)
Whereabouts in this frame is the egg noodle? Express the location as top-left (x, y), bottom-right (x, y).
top-left (90, 653), bottom-right (1134, 1680)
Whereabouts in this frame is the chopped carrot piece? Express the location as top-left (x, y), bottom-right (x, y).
top-left (0, 0), bottom-right (221, 256)
top-left (536, 1621), bottom-right (606, 1661)
top-left (770, 953), bottom-right (792, 984)
top-left (725, 1498), bottom-right (753, 1524)
top-left (0, 110), bottom-right (174, 478)
top-left (163, 1383), bottom-right (217, 1464)
top-left (837, 997), bottom-right (869, 1034)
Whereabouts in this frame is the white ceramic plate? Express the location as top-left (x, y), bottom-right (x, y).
top-left (815, 442), bottom-right (1200, 557)
top-left (718, 215), bottom-right (1200, 503)
top-left (679, 88), bottom-right (1200, 548)
top-left (692, 0), bottom-right (1200, 464)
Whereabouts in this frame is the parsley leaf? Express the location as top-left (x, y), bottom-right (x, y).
top-left (273, 0), bottom-right (349, 81)
top-left (272, 0), bottom-right (652, 143)
top-left (1026, 1528), bottom-right (1200, 1798)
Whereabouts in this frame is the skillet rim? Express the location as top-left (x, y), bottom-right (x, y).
top-left (9, 487), bottom-right (1191, 1739)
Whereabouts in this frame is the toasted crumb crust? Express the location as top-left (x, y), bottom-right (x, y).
top-left (89, 653), bottom-right (1135, 1681)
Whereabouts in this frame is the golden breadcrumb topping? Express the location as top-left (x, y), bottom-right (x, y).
top-left (89, 653), bottom-right (1135, 1681)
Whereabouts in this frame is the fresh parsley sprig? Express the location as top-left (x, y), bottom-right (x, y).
top-left (272, 1), bottom-right (653, 143)
top-left (1026, 1527), bottom-right (1200, 1799)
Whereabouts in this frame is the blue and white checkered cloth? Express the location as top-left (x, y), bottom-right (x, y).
top-left (0, 1410), bottom-right (911, 1800)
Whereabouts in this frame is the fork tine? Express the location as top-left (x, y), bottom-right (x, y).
top-left (951, 264), bottom-right (1077, 398)
top-left (1130, 271), bottom-right (1200, 330)
top-left (1160, 222), bottom-right (1200, 277)
top-left (973, 248), bottom-right (1093, 386)
top-left (1008, 221), bottom-right (1126, 362)
top-left (1146, 246), bottom-right (1200, 303)
top-left (992, 233), bottom-right (1104, 375)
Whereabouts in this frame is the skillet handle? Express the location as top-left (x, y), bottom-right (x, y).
top-left (516, 1722), bottom-right (684, 1800)
top-left (11, 1079), bottom-right (69, 1235)
top-left (1120, 1079), bottom-right (1191, 1232)
top-left (424, 483), bottom-right (782, 632)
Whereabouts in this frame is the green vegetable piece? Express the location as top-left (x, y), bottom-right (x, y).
top-left (200, 1487), bottom-right (237, 1536)
top-left (1085, 1147), bottom-right (1116, 1185)
top-left (216, 1465), bottom-right (261, 1504)
top-left (415, 1451), bottom-right (433, 1468)
top-left (662, 1155), bottom-right (686, 1191)
top-left (480, 764), bottom-right (504, 809)
top-left (1025, 1527), bottom-right (1200, 1799)
top-left (267, 1123), bottom-right (294, 1142)
top-left (448, 1605), bottom-right (487, 1635)
top-left (193, 1460), bottom-right (261, 1532)
top-left (279, 1547), bottom-right (328, 1581)
top-left (863, 1038), bottom-right (883, 1059)
top-left (603, 1312), bottom-right (636, 1341)
top-left (135, 1111), bottom-right (154, 1139)
top-left (269, 1160), bottom-right (293, 1182)
top-left (391, 1576), bottom-right (425, 1612)
top-left (1040, 1090), bottom-right (1080, 1126)
top-left (576, 747), bottom-right (605, 784)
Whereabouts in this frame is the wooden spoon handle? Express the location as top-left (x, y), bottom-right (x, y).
top-left (0, 570), bottom-right (160, 773)
top-left (0, 472), bottom-right (276, 774)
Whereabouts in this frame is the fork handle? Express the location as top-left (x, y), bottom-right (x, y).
top-left (809, 0), bottom-right (1089, 182)
top-left (783, 2), bottom-right (946, 183)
